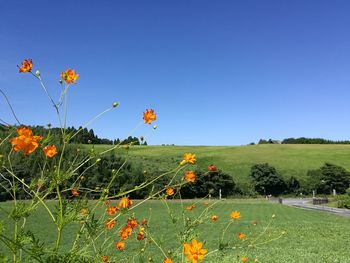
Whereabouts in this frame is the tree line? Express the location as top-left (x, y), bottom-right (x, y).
top-left (257, 137), bottom-right (350, 144)
top-left (0, 125), bottom-right (146, 145)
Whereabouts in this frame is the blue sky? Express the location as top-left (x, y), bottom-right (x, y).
top-left (1, 0), bottom-right (350, 145)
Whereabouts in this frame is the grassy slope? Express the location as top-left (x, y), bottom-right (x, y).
top-left (90, 144), bottom-right (350, 187)
top-left (1, 200), bottom-right (349, 262)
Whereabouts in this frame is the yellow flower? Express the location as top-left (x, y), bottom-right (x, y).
top-left (101, 256), bottom-right (109, 262)
top-left (61, 69), bottom-right (79, 84)
top-left (180, 153), bottom-right (196, 165)
top-left (184, 171), bottom-right (196, 183)
top-left (18, 59), bottom-right (33, 73)
top-left (80, 208), bottom-right (89, 216)
top-left (230, 211), bottom-right (241, 219)
top-left (183, 239), bottom-right (207, 263)
top-left (143, 109), bottom-right (156, 124)
top-left (166, 187), bottom-right (174, 196)
top-left (43, 145), bottom-right (57, 158)
top-left (164, 258), bottom-right (173, 263)
top-left (238, 232), bottom-right (246, 240)
top-left (118, 197), bottom-right (133, 209)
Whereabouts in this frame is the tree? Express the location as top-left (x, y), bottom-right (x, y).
top-left (180, 169), bottom-right (238, 198)
top-left (250, 163), bottom-right (286, 196)
top-left (307, 163), bottom-right (350, 194)
top-left (286, 176), bottom-right (300, 193)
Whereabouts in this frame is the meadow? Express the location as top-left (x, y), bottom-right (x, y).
top-left (90, 144), bottom-right (350, 188)
top-left (1, 200), bottom-right (349, 263)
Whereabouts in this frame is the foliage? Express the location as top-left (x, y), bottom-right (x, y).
top-left (180, 169), bottom-right (238, 198)
top-left (250, 163), bottom-right (287, 196)
top-left (306, 163), bottom-right (350, 195)
top-left (282, 137), bottom-right (350, 144)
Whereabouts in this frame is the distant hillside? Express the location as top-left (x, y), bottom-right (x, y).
top-left (88, 144), bottom-right (350, 190)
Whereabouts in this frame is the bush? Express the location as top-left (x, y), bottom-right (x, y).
top-left (337, 195), bottom-right (350, 209)
top-left (250, 163), bottom-right (287, 196)
top-left (180, 169), bottom-right (238, 198)
top-left (307, 163), bottom-right (350, 195)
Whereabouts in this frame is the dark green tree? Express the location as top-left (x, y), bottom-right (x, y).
top-left (250, 163), bottom-right (287, 196)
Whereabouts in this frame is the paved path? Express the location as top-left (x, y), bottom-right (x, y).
top-left (280, 198), bottom-right (350, 218)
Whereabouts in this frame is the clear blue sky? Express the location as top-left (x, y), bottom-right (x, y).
top-left (1, 0), bottom-right (350, 145)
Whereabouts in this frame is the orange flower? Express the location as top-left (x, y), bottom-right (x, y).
top-left (43, 145), bottom-right (57, 158)
top-left (183, 239), bottom-right (207, 263)
top-left (10, 127), bottom-right (43, 155)
top-left (211, 215), bottom-right (218, 222)
top-left (230, 211), bottom-right (241, 219)
top-left (107, 206), bottom-right (118, 215)
top-left (143, 109), bottom-right (156, 124)
top-left (116, 241), bottom-right (125, 250)
top-left (127, 218), bottom-right (138, 229)
top-left (241, 256), bottom-right (248, 262)
top-left (180, 153), bottom-right (196, 165)
top-left (186, 205), bottom-right (196, 211)
top-left (105, 219), bottom-right (116, 230)
top-left (137, 232), bottom-right (145, 241)
top-left (119, 226), bottom-right (133, 240)
top-left (166, 187), bottom-right (174, 196)
top-left (61, 69), bottom-right (79, 84)
top-left (141, 219), bottom-right (148, 226)
top-left (101, 256), bottom-right (109, 262)
top-left (18, 59), bottom-right (33, 73)
top-left (164, 258), bottom-right (173, 263)
top-left (118, 197), bottom-right (133, 209)
top-left (71, 188), bottom-right (79, 197)
top-left (208, 165), bottom-right (217, 171)
top-left (184, 171), bottom-right (196, 183)
top-left (238, 232), bottom-right (246, 240)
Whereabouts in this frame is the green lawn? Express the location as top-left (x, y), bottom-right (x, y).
top-left (1, 200), bottom-right (350, 262)
top-left (89, 144), bottom-right (350, 188)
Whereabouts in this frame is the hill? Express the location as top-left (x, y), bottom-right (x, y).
top-left (89, 144), bottom-right (350, 190)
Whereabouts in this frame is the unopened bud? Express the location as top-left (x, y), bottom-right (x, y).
top-left (112, 102), bottom-right (120, 108)
top-left (153, 125), bottom-right (157, 130)
top-left (59, 79), bottom-right (63, 84)
top-left (35, 70), bottom-right (41, 77)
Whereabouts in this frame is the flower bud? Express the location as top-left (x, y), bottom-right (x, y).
top-left (153, 125), bottom-right (157, 130)
top-left (112, 102), bottom-right (120, 108)
top-left (35, 70), bottom-right (41, 77)
top-left (59, 79), bottom-right (63, 84)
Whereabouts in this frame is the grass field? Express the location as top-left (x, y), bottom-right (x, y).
top-left (89, 144), bottom-right (350, 188)
top-left (1, 200), bottom-right (350, 262)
